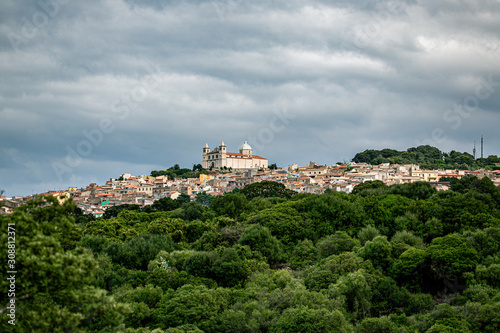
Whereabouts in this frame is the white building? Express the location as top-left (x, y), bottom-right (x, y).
top-left (202, 141), bottom-right (268, 170)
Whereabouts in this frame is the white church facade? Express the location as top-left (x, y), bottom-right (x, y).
top-left (202, 141), bottom-right (268, 170)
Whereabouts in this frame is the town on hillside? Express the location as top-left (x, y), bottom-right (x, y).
top-left (2, 141), bottom-right (500, 216)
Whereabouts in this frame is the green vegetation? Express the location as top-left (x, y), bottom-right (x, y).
top-left (354, 145), bottom-right (500, 170)
top-left (150, 164), bottom-right (220, 180)
top-left (241, 181), bottom-right (296, 200)
top-left (2, 176), bottom-right (500, 332)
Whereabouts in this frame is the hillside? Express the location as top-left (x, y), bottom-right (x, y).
top-left (2, 178), bottom-right (500, 332)
top-left (353, 145), bottom-right (500, 170)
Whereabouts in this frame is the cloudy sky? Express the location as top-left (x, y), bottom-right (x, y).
top-left (1, 0), bottom-right (499, 197)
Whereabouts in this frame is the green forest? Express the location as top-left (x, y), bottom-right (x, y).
top-left (1, 177), bottom-right (500, 332)
top-left (353, 145), bottom-right (500, 170)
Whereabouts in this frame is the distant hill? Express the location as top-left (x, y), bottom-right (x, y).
top-left (353, 145), bottom-right (500, 170)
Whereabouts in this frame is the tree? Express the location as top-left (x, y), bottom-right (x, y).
top-left (74, 206), bottom-right (96, 225)
top-left (389, 182), bottom-right (437, 201)
top-left (241, 181), bottom-right (296, 200)
top-left (306, 252), bottom-right (369, 292)
top-left (270, 306), bottom-right (354, 333)
top-left (290, 239), bottom-right (318, 269)
top-left (246, 206), bottom-right (314, 246)
top-left (113, 284), bottom-right (163, 328)
top-left (317, 231), bottom-right (360, 258)
top-left (328, 269), bottom-right (373, 320)
top-left (439, 176), bottom-right (454, 182)
top-left (0, 196), bottom-right (129, 331)
top-left (390, 230), bottom-right (424, 258)
top-left (361, 194), bottom-right (413, 236)
top-left (390, 247), bottom-right (429, 292)
top-left (169, 202), bottom-right (213, 222)
top-left (462, 227), bottom-right (500, 259)
top-left (486, 155), bottom-right (500, 165)
top-left (426, 234), bottom-right (479, 293)
top-left (393, 213), bottom-right (422, 235)
top-left (352, 180), bottom-right (388, 196)
top-left (238, 225), bottom-right (283, 265)
top-left (300, 192), bottom-right (367, 235)
top-left (194, 192), bottom-right (215, 207)
top-left (358, 236), bottom-right (392, 271)
top-left (105, 234), bottom-right (175, 270)
top-left (358, 225), bottom-right (381, 246)
top-left (269, 163), bottom-right (278, 170)
top-left (424, 217), bottom-right (444, 242)
top-left (150, 197), bottom-right (184, 212)
top-left (153, 284), bottom-right (229, 332)
top-left (407, 145), bottom-right (442, 160)
top-left (427, 318), bottom-right (473, 333)
top-left (449, 176), bottom-right (500, 207)
top-left (358, 316), bottom-right (400, 333)
top-left (354, 146), bottom-right (443, 167)
top-left (210, 193), bottom-right (250, 219)
top-left (182, 252), bottom-right (214, 279)
top-left (103, 203), bottom-right (141, 219)
top-left (177, 193), bottom-right (191, 204)
top-left (210, 247), bottom-right (248, 288)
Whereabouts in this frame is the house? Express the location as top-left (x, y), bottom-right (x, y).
top-left (410, 170), bottom-right (439, 182)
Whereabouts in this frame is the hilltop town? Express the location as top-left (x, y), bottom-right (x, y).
top-left (2, 161), bottom-right (500, 217)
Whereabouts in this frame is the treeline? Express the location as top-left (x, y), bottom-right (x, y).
top-left (150, 164), bottom-right (214, 179)
top-left (1, 178), bottom-right (500, 332)
top-left (353, 145), bottom-right (500, 170)
top-left (150, 164), bottom-right (231, 179)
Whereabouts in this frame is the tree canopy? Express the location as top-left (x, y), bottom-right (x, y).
top-left (241, 181), bottom-right (296, 200)
top-left (3, 176), bottom-right (500, 332)
top-left (0, 196), bottom-right (129, 331)
top-left (353, 145), bottom-right (499, 170)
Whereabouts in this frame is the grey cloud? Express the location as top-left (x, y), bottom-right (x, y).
top-left (1, 0), bottom-right (499, 196)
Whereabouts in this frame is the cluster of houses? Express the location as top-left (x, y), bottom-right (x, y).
top-left (2, 163), bottom-right (500, 217)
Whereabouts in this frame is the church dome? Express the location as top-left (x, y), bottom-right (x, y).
top-left (239, 141), bottom-right (252, 150)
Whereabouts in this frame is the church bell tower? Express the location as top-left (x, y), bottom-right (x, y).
top-left (202, 143), bottom-right (210, 169)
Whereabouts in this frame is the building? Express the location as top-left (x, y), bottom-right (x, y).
top-left (410, 170), bottom-right (439, 182)
top-left (202, 141), bottom-right (268, 170)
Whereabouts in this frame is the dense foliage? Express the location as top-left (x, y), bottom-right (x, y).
top-left (150, 164), bottom-right (225, 179)
top-left (353, 145), bottom-right (500, 170)
top-left (2, 176), bottom-right (500, 332)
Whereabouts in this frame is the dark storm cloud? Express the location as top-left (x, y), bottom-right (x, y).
top-left (1, 0), bottom-right (499, 196)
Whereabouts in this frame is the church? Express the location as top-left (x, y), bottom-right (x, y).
top-left (202, 141), bottom-right (268, 170)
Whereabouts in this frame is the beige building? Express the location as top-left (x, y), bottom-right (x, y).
top-left (202, 141), bottom-right (268, 170)
top-left (410, 170), bottom-right (439, 182)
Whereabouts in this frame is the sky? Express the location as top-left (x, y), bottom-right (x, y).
top-left (1, 0), bottom-right (500, 197)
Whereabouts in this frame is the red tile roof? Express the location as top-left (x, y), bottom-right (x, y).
top-left (226, 153), bottom-right (267, 160)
